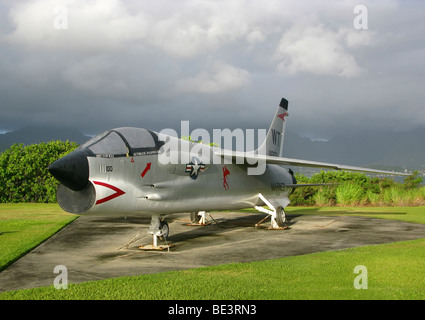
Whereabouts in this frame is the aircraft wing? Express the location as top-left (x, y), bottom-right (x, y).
top-left (215, 151), bottom-right (410, 176)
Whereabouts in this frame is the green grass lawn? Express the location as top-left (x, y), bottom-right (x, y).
top-left (1, 205), bottom-right (425, 300)
top-left (0, 203), bottom-right (77, 271)
top-left (286, 206), bottom-right (425, 225)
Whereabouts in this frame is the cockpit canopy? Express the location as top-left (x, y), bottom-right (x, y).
top-left (78, 127), bottom-right (163, 157)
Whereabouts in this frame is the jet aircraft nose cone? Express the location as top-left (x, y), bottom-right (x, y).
top-left (48, 150), bottom-right (89, 191)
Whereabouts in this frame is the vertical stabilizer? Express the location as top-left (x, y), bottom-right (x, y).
top-left (257, 98), bottom-right (288, 157)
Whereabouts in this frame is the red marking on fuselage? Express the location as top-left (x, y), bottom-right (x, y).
top-left (93, 181), bottom-right (125, 205)
top-left (222, 166), bottom-right (230, 191)
top-left (141, 162), bottom-right (152, 178)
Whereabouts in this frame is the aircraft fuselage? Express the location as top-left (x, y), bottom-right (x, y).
top-left (51, 130), bottom-right (294, 216)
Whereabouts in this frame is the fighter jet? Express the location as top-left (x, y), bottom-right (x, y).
top-left (48, 98), bottom-right (408, 248)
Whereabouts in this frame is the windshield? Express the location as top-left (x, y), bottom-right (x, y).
top-left (77, 127), bottom-right (161, 157)
top-left (88, 131), bottom-right (128, 156)
top-left (114, 127), bottom-right (156, 149)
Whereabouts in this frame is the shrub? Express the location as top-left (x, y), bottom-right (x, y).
top-left (366, 189), bottom-right (382, 206)
top-left (312, 187), bottom-right (336, 206)
top-left (289, 170), bottom-right (424, 207)
top-left (0, 141), bottom-right (78, 203)
top-left (403, 170), bottom-right (423, 189)
top-left (335, 183), bottom-right (365, 206)
top-left (381, 185), bottom-right (425, 206)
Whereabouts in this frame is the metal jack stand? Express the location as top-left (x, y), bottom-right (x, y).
top-left (139, 215), bottom-right (174, 251)
top-left (139, 231), bottom-right (174, 251)
top-left (187, 211), bottom-right (216, 226)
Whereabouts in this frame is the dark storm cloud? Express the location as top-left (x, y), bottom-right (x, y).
top-left (0, 0), bottom-right (424, 139)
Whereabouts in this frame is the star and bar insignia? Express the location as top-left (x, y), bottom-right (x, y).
top-left (185, 162), bottom-right (206, 180)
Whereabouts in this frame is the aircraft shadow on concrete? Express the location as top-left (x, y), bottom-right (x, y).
top-left (168, 214), bottom-right (266, 242)
top-left (129, 212), bottom-right (303, 250)
top-left (81, 209), bottom-right (410, 256)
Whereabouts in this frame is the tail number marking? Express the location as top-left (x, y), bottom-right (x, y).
top-left (271, 129), bottom-right (282, 146)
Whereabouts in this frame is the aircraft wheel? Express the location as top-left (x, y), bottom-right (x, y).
top-left (275, 206), bottom-right (286, 227)
top-left (159, 219), bottom-right (169, 240)
top-left (190, 212), bottom-right (201, 223)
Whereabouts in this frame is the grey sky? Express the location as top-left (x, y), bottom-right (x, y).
top-left (0, 0), bottom-right (424, 139)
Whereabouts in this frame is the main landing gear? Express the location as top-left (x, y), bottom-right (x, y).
top-left (138, 211), bottom-right (215, 251)
top-left (139, 214), bottom-right (174, 251)
top-left (254, 193), bottom-right (289, 230)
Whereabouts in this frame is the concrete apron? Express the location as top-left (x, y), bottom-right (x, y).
top-left (1, 211), bottom-right (425, 292)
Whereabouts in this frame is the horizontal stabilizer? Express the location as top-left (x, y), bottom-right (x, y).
top-left (285, 183), bottom-right (340, 188)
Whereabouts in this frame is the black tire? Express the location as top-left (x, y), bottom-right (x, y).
top-left (159, 219), bottom-right (169, 240)
top-left (190, 212), bottom-right (201, 223)
top-left (275, 206), bottom-right (286, 227)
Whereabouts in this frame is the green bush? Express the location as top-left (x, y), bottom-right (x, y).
top-left (289, 170), bottom-right (425, 207)
top-left (0, 141), bottom-right (78, 203)
top-left (312, 186), bottom-right (336, 206)
top-left (289, 173), bottom-right (316, 206)
top-left (335, 183), bottom-right (365, 206)
top-left (366, 189), bottom-right (382, 206)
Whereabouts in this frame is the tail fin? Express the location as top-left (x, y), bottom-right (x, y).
top-left (257, 98), bottom-right (288, 157)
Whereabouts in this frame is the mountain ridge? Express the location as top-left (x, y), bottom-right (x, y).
top-left (283, 129), bottom-right (425, 170)
top-left (0, 127), bottom-right (90, 152)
